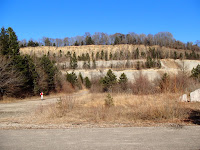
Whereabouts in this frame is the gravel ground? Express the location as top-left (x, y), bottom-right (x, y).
top-left (0, 126), bottom-right (200, 150)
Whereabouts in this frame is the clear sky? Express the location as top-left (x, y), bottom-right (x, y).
top-left (1, 0), bottom-right (199, 43)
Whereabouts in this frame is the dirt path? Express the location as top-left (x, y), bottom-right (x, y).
top-left (0, 90), bottom-right (89, 119)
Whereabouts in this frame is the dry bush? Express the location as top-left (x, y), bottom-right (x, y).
top-left (173, 73), bottom-right (188, 92)
top-left (61, 81), bottom-right (75, 93)
top-left (131, 72), bottom-right (157, 94)
top-left (171, 73), bottom-right (197, 93)
top-left (109, 83), bottom-right (132, 94)
top-left (56, 74), bottom-right (76, 93)
top-left (156, 72), bottom-right (200, 93)
top-left (90, 77), bottom-right (103, 93)
top-left (35, 95), bottom-right (76, 119)
top-left (183, 78), bottom-right (200, 93)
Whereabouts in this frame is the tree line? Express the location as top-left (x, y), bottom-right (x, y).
top-left (19, 32), bottom-right (200, 51)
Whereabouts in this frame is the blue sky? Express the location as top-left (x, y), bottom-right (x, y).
top-left (1, 0), bottom-right (199, 43)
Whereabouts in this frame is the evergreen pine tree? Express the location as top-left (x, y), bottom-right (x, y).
top-left (118, 73), bottom-right (128, 84)
top-left (70, 52), bottom-right (78, 69)
top-left (118, 73), bottom-right (128, 90)
top-left (74, 41), bottom-right (79, 46)
top-left (96, 52), bottom-right (100, 60)
top-left (0, 27), bottom-right (9, 55)
top-left (0, 27), bottom-right (19, 56)
top-left (191, 64), bottom-right (200, 81)
top-left (85, 36), bottom-right (94, 45)
top-left (109, 52), bottom-right (113, 60)
top-left (85, 77), bottom-right (91, 88)
top-left (66, 72), bottom-right (78, 88)
top-left (100, 69), bottom-right (117, 91)
top-left (100, 50), bottom-right (104, 60)
top-left (105, 51), bottom-right (108, 61)
top-left (40, 55), bottom-right (58, 93)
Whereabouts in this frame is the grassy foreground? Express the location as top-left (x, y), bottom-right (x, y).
top-left (30, 92), bottom-right (200, 126)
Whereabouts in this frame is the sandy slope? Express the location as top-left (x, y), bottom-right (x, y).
top-left (20, 45), bottom-right (193, 57)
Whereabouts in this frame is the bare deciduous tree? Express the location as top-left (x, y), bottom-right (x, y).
top-left (0, 56), bottom-right (23, 100)
top-left (63, 37), bottom-right (69, 46)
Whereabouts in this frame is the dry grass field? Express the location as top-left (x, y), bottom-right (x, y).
top-left (29, 92), bottom-right (200, 126)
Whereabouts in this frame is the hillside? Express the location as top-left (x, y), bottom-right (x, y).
top-left (20, 44), bottom-right (200, 82)
top-left (20, 44), bottom-right (196, 58)
top-left (20, 44), bottom-right (200, 81)
top-left (62, 59), bottom-right (200, 81)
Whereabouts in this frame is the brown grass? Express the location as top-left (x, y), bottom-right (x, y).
top-left (31, 92), bottom-right (200, 125)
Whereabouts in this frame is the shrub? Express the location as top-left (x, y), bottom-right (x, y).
top-left (100, 50), bottom-right (104, 60)
top-left (90, 77), bottom-right (103, 93)
top-left (96, 52), bottom-right (100, 60)
top-left (66, 72), bottom-right (78, 88)
top-left (157, 73), bottom-right (188, 93)
top-left (132, 72), bottom-right (155, 94)
top-left (79, 72), bottom-right (83, 84)
top-left (179, 53), bottom-right (183, 59)
top-left (85, 77), bottom-right (91, 89)
top-left (141, 52), bottom-right (146, 58)
top-left (109, 52), bottom-right (113, 60)
top-left (60, 79), bottom-right (75, 93)
top-left (145, 56), bottom-right (155, 68)
top-left (191, 64), bottom-right (200, 81)
top-left (104, 93), bottom-right (114, 108)
top-left (92, 59), bottom-right (96, 69)
top-left (83, 61), bottom-right (87, 69)
top-left (136, 61), bottom-right (140, 70)
top-left (105, 51), bottom-right (108, 61)
top-left (174, 51), bottom-right (177, 60)
top-left (70, 52), bottom-right (78, 69)
top-left (159, 73), bottom-right (170, 92)
top-left (119, 73), bottom-right (128, 84)
top-left (135, 48), bottom-right (139, 59)
top-left (100, 69), bottom-right (117, 92)
top-left (118, 73), bottom-right (128, 90)
top-left (145, 56), bottom-right (161, 69)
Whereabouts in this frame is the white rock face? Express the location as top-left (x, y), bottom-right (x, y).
top-left (179, 94), bottom-right (188, 102)
top-left (190, 89), bottom-right (200, 102)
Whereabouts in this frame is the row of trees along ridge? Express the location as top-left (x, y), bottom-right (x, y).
top-left (19, 32), bottom-right (200, 52)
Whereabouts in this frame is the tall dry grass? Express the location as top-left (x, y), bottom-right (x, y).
top-left (32, 92), bottom-right (198, 125)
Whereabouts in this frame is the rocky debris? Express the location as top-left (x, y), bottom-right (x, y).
top-left (190, 89), bottom-right (200, 102)
top-left (179, 94), bottom-right (188, 102)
